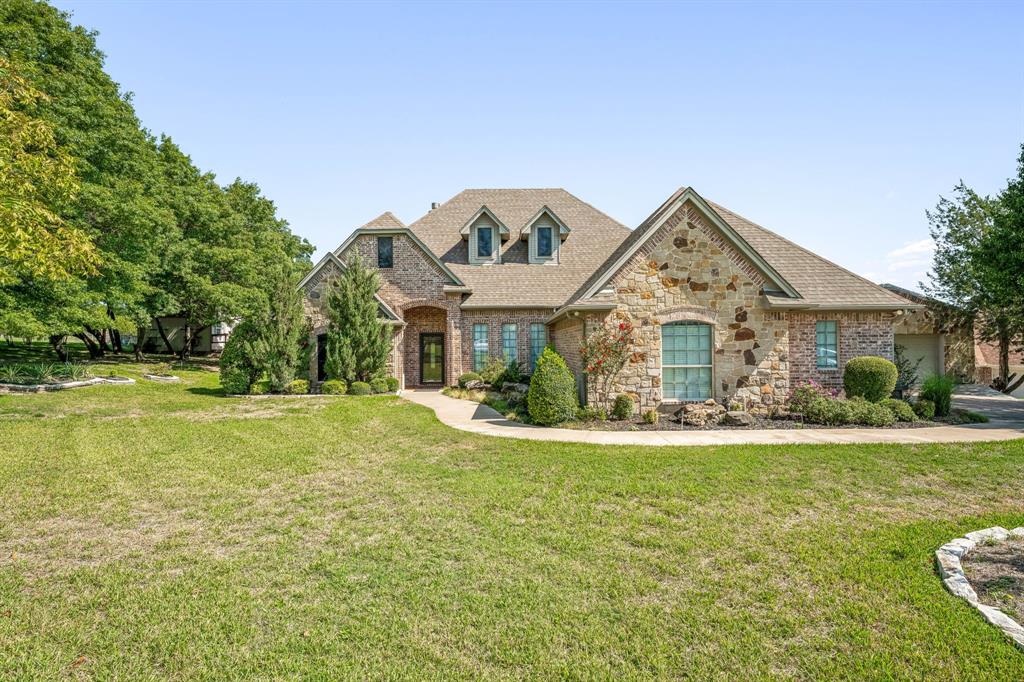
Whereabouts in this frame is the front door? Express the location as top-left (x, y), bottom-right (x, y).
top-left (420, 333), bottom-right (444, 384)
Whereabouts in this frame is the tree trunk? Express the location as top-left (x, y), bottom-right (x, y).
top-left (998, 327), bottom-right (1011, 388)
top-left (134, 325), bottom-right (146, 362)
top-left (179, 323), bottom-right (192, 361)
top-left (49, 335), bottom-right (68, 362)
top-left (75, 332), bottom-right (103, 360)
top-left (155, 317), bottom-right (174, 354)
top-left (84, 325), bottom-right (108, 355)
top-left (107, 308), bottom-right (123, 353)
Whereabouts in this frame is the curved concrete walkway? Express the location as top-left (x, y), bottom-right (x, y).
top-left (401, 387), bottom-right (1024, 447)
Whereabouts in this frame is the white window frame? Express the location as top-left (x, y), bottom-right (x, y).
top-left (661, 322), bottom-right (714, 402)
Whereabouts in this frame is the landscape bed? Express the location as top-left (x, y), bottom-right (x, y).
top-left (1, 354), bottom-right (1023, 679)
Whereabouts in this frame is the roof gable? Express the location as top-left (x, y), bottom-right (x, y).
top-left (520, 206), bottom-right (571, 239)
top-left (360, 212), bottom-right (405, 229)
top-left (296, 252), bottom-right (401, 321)
top-left (332, 227), bottom-right (463, 285)
top-left (459, 206), bottom-right (511, 238)
top-left (573, 187), bottom-right (799, 303)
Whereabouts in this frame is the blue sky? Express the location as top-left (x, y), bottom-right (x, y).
top-left (55, 0), bottom-right (1024, 290)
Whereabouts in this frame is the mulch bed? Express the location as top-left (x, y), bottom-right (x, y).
top-left (964, 538), bottom-right (1024, 623)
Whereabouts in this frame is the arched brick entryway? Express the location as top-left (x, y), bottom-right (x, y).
top-left (402, 305), bottom-right (448, 387)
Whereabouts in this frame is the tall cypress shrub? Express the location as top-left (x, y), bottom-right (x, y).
top-left (324, 255), bottom-right (390, 382)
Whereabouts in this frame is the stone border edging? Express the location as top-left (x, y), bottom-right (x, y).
top-left (142, 374), bottom-right (181, 382)
top-left (936, 526), bottom-right (1024, 651)
top-left (0, 376), bottom-right (136, 393)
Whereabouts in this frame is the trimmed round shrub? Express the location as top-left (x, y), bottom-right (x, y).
top-left (220, 367), bottom-right (251, 395)
top-left (803, 396), bottom-right (855, 425)
top-left (369, 377), bottom-right (389, 394)
top-left (643, 409), bottom-right (659, 425)
top-left (843, 356), bottom-right (898, 403)
top-left (458, 372), bottom-right (481, 388)
top-left (385, 377), bottom-right (400, 392)
top-left (284, 379), bottom-right (309, 395)
top-left (321, 379), bottom-right (347, 395)
top-left (881, 397), bottom-right (916, 422)
top-left (349, 381), bottom-right (372, 396)
top-left (611, 394), bottom-right (634, 420)
top-left (913, 398), bottom-right (936, 420)
top-left (527, 348), bottom-right (578, 425)
top-left (920, 374), bottom-right (954, 417)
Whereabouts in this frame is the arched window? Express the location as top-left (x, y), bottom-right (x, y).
top-left (662, 322), bottom-right (713, 401)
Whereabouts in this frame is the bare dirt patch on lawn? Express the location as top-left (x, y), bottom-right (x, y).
top-left (964, 537), bottom-right (1024, 622)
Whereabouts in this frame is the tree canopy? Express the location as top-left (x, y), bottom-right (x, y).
top-left (0, 0), bottom-right (311, 359)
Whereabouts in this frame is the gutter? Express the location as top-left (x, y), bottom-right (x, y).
top-left (545, 302), bottom-right (617, 325)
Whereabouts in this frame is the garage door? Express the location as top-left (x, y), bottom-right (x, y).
top-left (895, 334), bottom-right (942, 383)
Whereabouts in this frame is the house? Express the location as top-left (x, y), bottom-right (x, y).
top-left (141, 317), bottom-right (235, 355)
top-left (300, 187), bottom-right (922, 411)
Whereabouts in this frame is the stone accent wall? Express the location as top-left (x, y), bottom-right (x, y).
top-left (894, 307), bottom-right (975, 382)
top-left (788, 311), bottom-right (895, 391)
top-left (599, 201), bottom-right (789, 411)
top-left (460, 309), bottom-right (554, 375)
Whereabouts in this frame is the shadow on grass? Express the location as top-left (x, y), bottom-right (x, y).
top-left (186, 387), bottom-right (228, 397)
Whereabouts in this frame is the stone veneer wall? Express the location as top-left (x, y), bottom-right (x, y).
top-left (460, 309), bottom-right (554, 375)
top-left (788, 311), bottom-right (895, 391)
top-left (598, 201), bottom-right (789, 412)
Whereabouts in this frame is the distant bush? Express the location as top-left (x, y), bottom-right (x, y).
top-left (219, 320), bottom-right (263, 395)
top-left (283, 379), bottom-right (309, 395)
top-left (369, 377), bottom-right (389, 394)
top-left (385, 377), bottom-right (399, 392)
top-left (321, 379), bottom-right (347, 395)
top-left (913, 398), bottom-right (936, 420)
top-left (880, 398), bottom-right (916, 422)
top-left (458, 372), bottom-right (481, 388)
top-left (611, 394), bottom-right (634, 420)
top-left (527, 348), bottom-right (577, 425)
top-left (843, 356), bottom-right (898, 403)
top-left (920, 374), bottom-right (954, 417)
top-left (349, 381), bottom-right (372, 396)
top-left (643, 409), bottom-right (659, 425)
top-left (249, 380), bottom-right (268, 395)
top-left (495, 359), bottom-right (523, 387)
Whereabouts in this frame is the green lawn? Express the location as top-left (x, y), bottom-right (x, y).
top-left (1, 356), bottom-right (1023, 679)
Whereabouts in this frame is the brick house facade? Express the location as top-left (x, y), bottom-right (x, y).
top-left (300, 188), bottom-right (923, 408)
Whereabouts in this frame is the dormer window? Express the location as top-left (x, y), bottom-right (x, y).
top-left (476, 225), bottom-right (493, 258)
top-left (460, 206), bottom-right (509, 265)
top-left (521, 207), bottom-right (570, 264)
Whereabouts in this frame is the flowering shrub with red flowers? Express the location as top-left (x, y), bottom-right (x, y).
top-left (580, 320), bottom-right (635, 408)
top-left (789, 379), bottom-right (839, 414)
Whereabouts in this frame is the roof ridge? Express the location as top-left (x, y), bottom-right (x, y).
top-left (555, 188), bottom-right (629, 231)
top-left (707, 200), bottom-right (908, 304)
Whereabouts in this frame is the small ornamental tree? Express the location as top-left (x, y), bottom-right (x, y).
top-left (324, 254), bottom-right (391, 383)
top-left (580, 319), bottom-right (634, 408)
top-left (251, 268), bottom-right (306, 393)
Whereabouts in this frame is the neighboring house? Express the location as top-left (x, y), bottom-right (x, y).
top-left (300, 187), bottom-right (921, 411)
top-left (880, 284), bottom-right (975, 383)
top-left (142, 317), bottom-right (236, 355)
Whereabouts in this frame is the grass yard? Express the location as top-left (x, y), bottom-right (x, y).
top-left (1, 356), bottom-right (1023, 679)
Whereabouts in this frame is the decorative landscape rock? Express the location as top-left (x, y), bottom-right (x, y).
top-left (464, 379), bottom-right (485, 390)
top-left (0, 376), bottom-right (135, 393)
top-left (720, 410), bottom-right (754, 426)
top-left (935, 526), bottom-right (1024, 651)
top-left (679, 399), bottom-right (726, 426)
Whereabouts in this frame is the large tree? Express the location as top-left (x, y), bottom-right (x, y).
top-left (324, 256), bottom-right (391, 383)
top-left (925, 146), bottom-right (1024, 393)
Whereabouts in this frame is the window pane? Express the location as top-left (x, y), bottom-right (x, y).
top-left (537, 227), bottom-right (552, 257)
top-left (530, 323), bottom-right (547, 368)
top-left (502, 324), bottom-right (517, 364)
top-left (663, 367), bottom-right (712, 401)
top-left (815, 321), bottom-right (838, 368)
top-left (377, 236), bottom-right (393, 268)
top-left (473, 323), bottom-right (488, 371)
top-left (477, 227), bottom-right (492, 257)
top-left (662, 323), bottom-right (711, 366)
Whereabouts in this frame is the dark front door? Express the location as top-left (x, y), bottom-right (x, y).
top-left (317, 333), bottom-right (327, 381)
top-left (420, 333), bottom-right (444, 384)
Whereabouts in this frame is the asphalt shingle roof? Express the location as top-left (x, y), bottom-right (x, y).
top-left (406, 189), bottom-right (631, 308)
